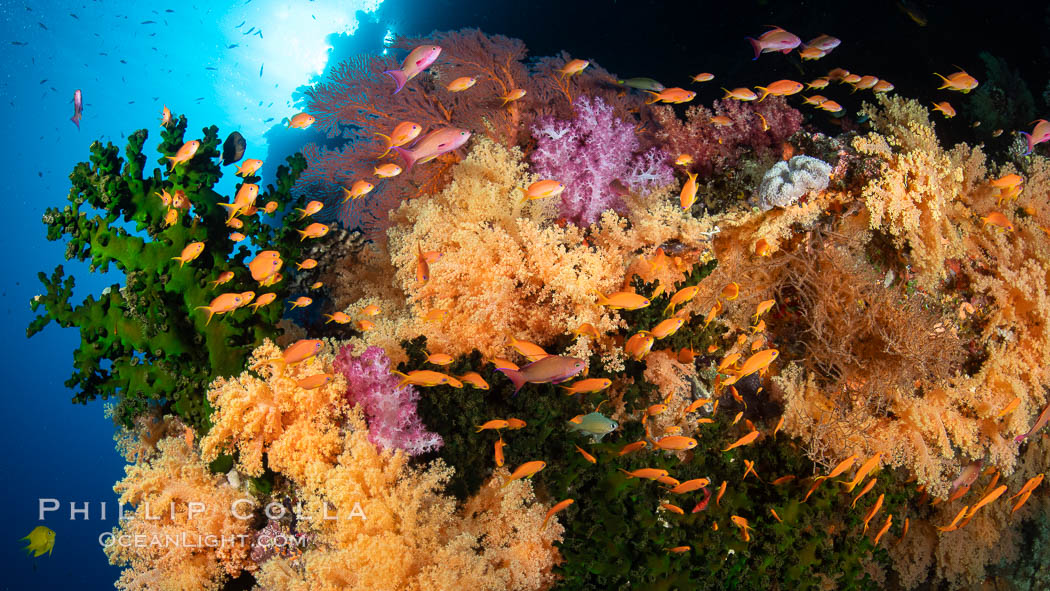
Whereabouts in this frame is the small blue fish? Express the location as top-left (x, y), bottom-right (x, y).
top-left (567, 412), bottom-right (618, 442)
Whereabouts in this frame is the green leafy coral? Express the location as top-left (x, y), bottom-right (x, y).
top-left (28, 113), bottom-right (322, 431)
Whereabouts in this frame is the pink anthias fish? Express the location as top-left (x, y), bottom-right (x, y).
top-left (383, 45), bottom-right (442, 94)
top-left (745, 26), bottom-right (801, 60)
top-left (391, 127), bottom-right (471, 170)
top-left (71, 89), bottom-right (83, 130)
top-left (1015, 401), bottom-right (1050, 442)
top-left (1021, 120), bottom-right (1050, 156)
top-left (498, 355), bottom-right (586, 395)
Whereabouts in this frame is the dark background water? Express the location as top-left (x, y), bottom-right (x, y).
top-left (1, 0), bottom-right (1046, 589)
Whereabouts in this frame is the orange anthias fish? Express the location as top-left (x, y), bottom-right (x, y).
top-left (680, 171), bottom-right (699, 209)
top-left (691, 72), bottom-right (714, 83)
top-left (375, 121), bottom-right (423, 157)
top-left (476, 419), bottom-right (510, 433)
top-left (617, 441), bottom-right (648, 456)
top-left (664, 285), bottom-right (700, 314)
top-left (458, 371), bottom-right (490, 390)
top-left (249, 292), bottom-right (276, 311)
top-left (746, 26), bottom-right (801, 59)
top-left (575, 445), bottom-right (597, 464)
top-left (996, 397), bottom-right (1021, 418)
top-left (324, 311), bottom-right (352, 324)
top-left (822, 454), bottom-right (858, 480)
top-left (731, 515), bottom-right (752, 542)
top-left (416, 243), bottom-right (430, 285)
top-left (873, 513), bottom-right (893, 545)
top-left (298, 222), bottom-right (330, 241)
top-left (519, 180), bottom-right (566, 203)
top-left (342, 180), bottom-right (375, 202)
top-left (427, 352), bottom-right (454, 366)
top-left (499, 88), bottom-right (528, 106)
top-left (172, 242), bottom-right (205, 268)
top-left (288, 296), bottom-right (313, 310)
top-left (818, 100), bottom-right (843, 113)
top-left (295, 200), bottom-right (324, 219)
top-left (980, 211), bottom-right (1014, 232)
top-left (236, 158), bottom-right (263, 177)
top-left (808, 77), bottom-right (830, 89)
top-left (966, 484), bottom-right (1007, 518)
top-left (990, 173), bottom-right (1023, 189)
top-left (653, 435), bottom-right (698, 451)
top-left (645, 87), bottom-right (696, 105)
top-left (572, 323), bottom-right (601, 339)
top-left (756, 80), bottom-right (803, 101)
top-left (384, 45), bottom-right (442, 94)
top-left (841, 453), bottom-right (883, 492)
top-left (723, 430), bottom-right (760, 452)
top-left (446, 76), bottom-right (477, 92)
top-left (297, 373), bottom-right (335, 390)
top-left (934, 70), bottom-right (979, 93)
top-left (724, 349), bottom-right (779, 385)
top-left (166, 140), bottom-right (201, 172)
top-left (249, 251), bottom-right (283, 283)
top-left (932, 101), bottom-right (956, 118)
top-left (494, 437), bottom-right (506, 467)
top-left (661, 503), bottom-right (685, 515)
top-left (592, 290), bottom-right (650, 310)
top-left (503, 460), bottom-right (546, 487)
top-left (667, 478), bottom-right (710, 494)
top-left (209, 270), bottom-right (234, 288)
top-left (723, 87), bottom-right (758, 101)
top-left (282, 113), bottom-right (315, 130)
top-left (374, 163), bottom-right (403, 178)
top-left (651, 317), bottom-right (685, 339)
top-left (852, 75), bottom-right (879, 91)
top-left (195, 292), bottom-right (244, 325)
top-left (674, 154), bottom-right (694, 166)
top-left (873, 80), bottom-right (895, 93)
top-left (619, 468), bottom-right (670, 480)
top-left (798, 46), bottom-right (827, 60)
top-left (393, 369), bottom-right (455, 388)
top-left (160, 104), bottom-right (172, 127)
top-left (624, 331), bottom-right (655, 361)
top-left (559, 378), bottom-right (612, 394)
top-left (938, 505), bottom-right (970, 532)
top-left (542, 499), bottom-right (574, 528)
top-left (558, 59), bottom-right (590, 78)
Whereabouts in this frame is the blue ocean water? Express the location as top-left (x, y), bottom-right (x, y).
top-left (2, 0), bottom-right (1045, 588)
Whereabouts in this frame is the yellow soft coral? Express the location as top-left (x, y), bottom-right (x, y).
top-left (105, 436), bottom-right (254, 591)
top-left (200, 340), bottom-right (346, 481)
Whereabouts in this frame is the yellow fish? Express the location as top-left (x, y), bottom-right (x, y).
top-left (21, 526), bottom-right (55, 557)
top-left (503, 460), bottom-right (546, 487)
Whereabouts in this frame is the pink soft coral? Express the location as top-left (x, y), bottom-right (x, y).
top-left (530, 95), bottom-right (674, 225)
top-left (332, 344), bottom-right (443, 455)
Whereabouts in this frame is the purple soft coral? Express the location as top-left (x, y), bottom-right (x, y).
top-left (530, 95), bottom-right (674, 226)
top-left (332, 344), bottom-right (443, 455)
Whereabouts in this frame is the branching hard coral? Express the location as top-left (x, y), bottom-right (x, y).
top-left (200, 340), bottom-right (346, 481)
top-left (650, 96), bottom-right (802, 178)
top-left (105, 436), bottom-right (254, 591)
top-left (530, 95), bottom-right (674, 225)
top-left (331, 343), bottom-right (442, 455)
top-left (28, 114), bottom-right (319, 430)
top-left (253, 407), bottom-right (562, 591)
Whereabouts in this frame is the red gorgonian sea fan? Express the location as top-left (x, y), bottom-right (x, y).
top-left (296, 28), bottom-right (637, 241)
top-left (650, 96), bottom-right (803, 177)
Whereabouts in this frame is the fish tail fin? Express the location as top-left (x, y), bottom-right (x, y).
top-left (383, 69), bottom-right (408, 94)
top-left (721, 88), bottom-right (732, 99)
top-left (589, 289), bottom-right (608, 306)
top-left (171, 256), bottom-right (185, 268)
top-left (618, 469), bottom-right (633, 479)
top-left (391, 145), bottom-right (416, 171)
top-left (497, 367), bottom-right (526, 395)
top-left (644, 91), bottom-right (659, 105)
top-left (194, 306), bottom-right (214, 326)
top-left (71, 113), bottom-right (80, 130)
top-left (294, 208), bottom-right (306, 219)
top-left (755, 86), bottom-right (770, 102)
top-left (746, 37), bottom-right (762, 60)
top-left (374, 132), bottom-right (393, 157)
top-left (297, 229), bottom-right (308, 241)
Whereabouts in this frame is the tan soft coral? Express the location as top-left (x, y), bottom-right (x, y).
top-left (200, 340), bottom-right (346, 481)
top-left (253, 409), bottom-right (562, 591)
top-left (105, 436), bottom-right (254, 591)
top-left (329, 136), bottom-right (706, 364)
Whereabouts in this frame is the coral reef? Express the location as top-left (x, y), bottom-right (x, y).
top-left (754, 155), bottom-right (832, 211)
top-left (28, 115), bottom-right (322, 430)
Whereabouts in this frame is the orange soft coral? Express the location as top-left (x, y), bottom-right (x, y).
top-left (253, 408), bottom-right (562, 591)
top-left (200, 340), bottom-right (346, 481)
top-left (105, 436), bottom-right (254, 591)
